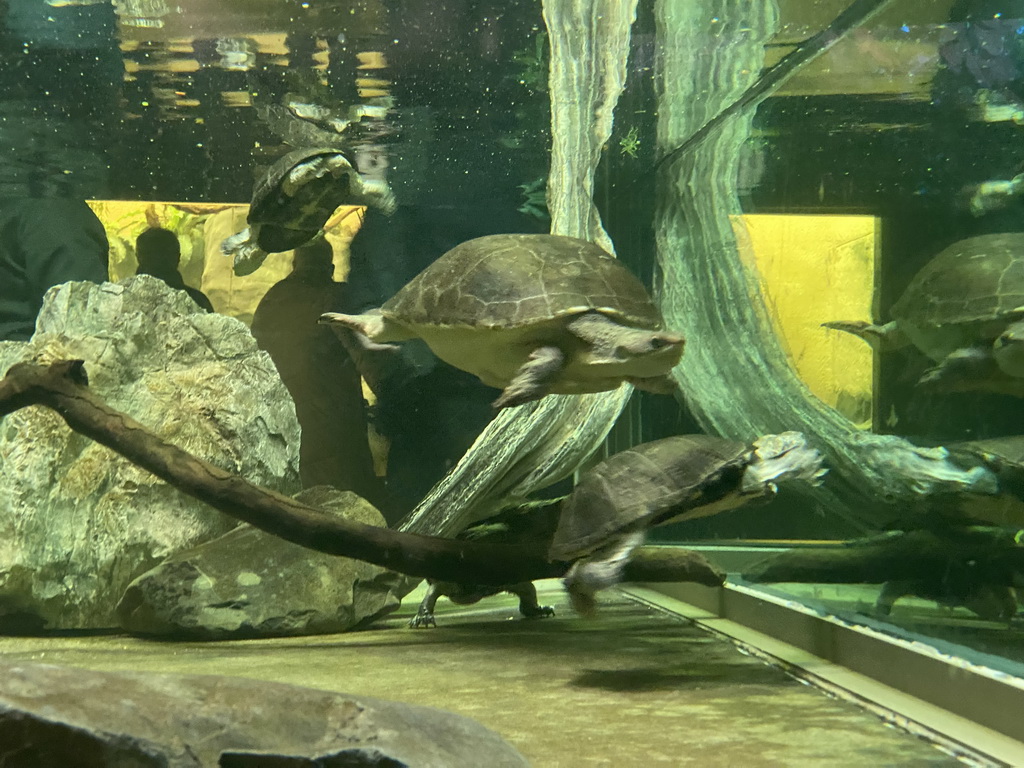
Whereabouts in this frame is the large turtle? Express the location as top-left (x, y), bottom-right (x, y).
top-left (319, 233), bottom-right (685, 409)
top-left (824, 233), bottom-right (1024, 394)
top-left (550, 432), bottom-right (826, 616)
top-left (221, 147), bottom-right (396, 277)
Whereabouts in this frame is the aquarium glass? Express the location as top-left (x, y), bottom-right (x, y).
top-left (4, 0), bottom-right (1024, 710)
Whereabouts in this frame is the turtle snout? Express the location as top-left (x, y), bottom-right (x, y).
top-left (994, 328), bottom-right (1024, 377)
top-left (649, 333), bottom-right (684, 352)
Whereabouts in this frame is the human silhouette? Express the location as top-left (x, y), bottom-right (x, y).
top-left (135, 227), bottom-right (214, 312)
top-left (251, 238), bottom-right (392, 517)
top-left (0, 197), bottom-right (109, 341)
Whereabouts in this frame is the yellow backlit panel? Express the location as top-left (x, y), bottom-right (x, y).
top-left (734, 213), bottom-right (876, 425)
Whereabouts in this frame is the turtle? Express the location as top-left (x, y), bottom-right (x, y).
top-left (221, 146), bottom-right (396, 277)
top-left (319, 233), bottom-right (685, 409)
top-left (823, 233), bottom-right (1024, 395)
top-left (549, 432), bottom-right (827, 616)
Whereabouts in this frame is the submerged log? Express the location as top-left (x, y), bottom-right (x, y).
top-left (743, 526), bottom-right (1024, 585)
top-left (0, 360), bottom-right (723, 590)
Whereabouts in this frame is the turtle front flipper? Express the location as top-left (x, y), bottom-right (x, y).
top-left (822, 320), bottom-right (909, 351)
top-left (562, 530), bottom-right (646, 617)
top-left (220, 227), bottom-right (270, 277)
top-left (918, 346), bottom-right (1024, 396)
top-left (919, 346), bottom-right (1001, 391)
top-left (492, 346), bottom-right (566, 409)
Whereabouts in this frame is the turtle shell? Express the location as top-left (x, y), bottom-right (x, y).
top-left (381, 234), bottom-right (663, 330)
top-left (892, 233), bottom-right (1024, 329)
top-left (549, 435), bottom-right (752, 560)
top-left (247, 147), bottom-right (359, 252)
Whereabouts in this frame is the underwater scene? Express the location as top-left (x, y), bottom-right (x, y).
top-left (2, 0), bottom-right (1024, 764)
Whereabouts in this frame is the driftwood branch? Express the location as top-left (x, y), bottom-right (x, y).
top-left (743, 527), bottom-right (1024, 585)
top-left (0, 360), bottom-right (723, 588)
top-left (654, 0), bottom-right (895, 175)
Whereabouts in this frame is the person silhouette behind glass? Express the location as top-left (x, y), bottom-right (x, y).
top-left (134, 227), bottom-right (214, 312)
top-left (251, 238), bottom-right (393, 518)
top-left (0, 197), bottom-right (109, 341)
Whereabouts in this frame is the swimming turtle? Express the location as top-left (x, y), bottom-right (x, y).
top-left (221, 147), bottom-right (396, 277)
top-left (320, 233), bottom-right (685, 409)
top-left (824, 233), bottom-right (1024, 394)
top-left (550, 432), bottom-right (826, 616)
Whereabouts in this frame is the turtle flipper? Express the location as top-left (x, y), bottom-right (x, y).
top-left (220, 227), bottom-right (270, 277)
top-left (562, 530), bottom-right (646, 617)
top-left (508, 582), bottom-right (555, 619)
top-left (408, 581), bottom-right (442, 629)
top-left (918, 346), bottom-right (1005, 392)
top-left (492, 346), bottom-right (565, 409)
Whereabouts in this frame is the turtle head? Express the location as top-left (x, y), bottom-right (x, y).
top-left (568, 313), bottom-right (684, 376)
top-left (604, 327), bottom-right (685, 379)
top-left (993, 319), bottom-right (1024, 377)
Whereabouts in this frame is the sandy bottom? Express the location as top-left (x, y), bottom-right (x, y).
top-left (0, 581), bottom-right (962, 767)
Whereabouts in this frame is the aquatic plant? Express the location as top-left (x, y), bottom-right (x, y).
top-left (618, 125), bottom-right (640, 158)
top-left (512, 32), bottom-right (548, 93)
top-left (517, 177), bottom-right (549, 219)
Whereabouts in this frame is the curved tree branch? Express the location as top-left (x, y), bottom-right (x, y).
top-left (0, 360), bottom-right (723, 589)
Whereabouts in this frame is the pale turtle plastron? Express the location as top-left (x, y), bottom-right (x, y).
top-left (319, 233), bottom-right (684, 409)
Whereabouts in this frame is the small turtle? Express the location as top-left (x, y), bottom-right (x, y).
top-left (221, 147), bottom-right (396, 276)
top-left (824, 233), bottom-right (1024, 394)
top-left (320, 234), bottom-right (684, 409)
top-left (550, 432), bottom-right (826, 616)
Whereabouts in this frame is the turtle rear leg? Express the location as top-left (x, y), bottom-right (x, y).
top-left (492, 345), bottom-right (565, 409)
top-left (409, 581), bottom-right (443, 628)
top-left (508, 582), bottom-right (555, 619)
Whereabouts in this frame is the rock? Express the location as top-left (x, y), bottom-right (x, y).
top-left (0, 661), bottom-right (530, 768)
top-left (117, 486), bottom-right (402, 638)
top-left (0, 276), bottom-right (301, 630)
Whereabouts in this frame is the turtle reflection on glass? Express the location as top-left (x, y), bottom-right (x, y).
top-left (320, 233), bottom-right (685, 409)
top-left (550, 432), bottom-right (826, 616)
top-left (824, 233), bottom-right (1024, 395)
top-left (221, 147), bottom-right (396, 277)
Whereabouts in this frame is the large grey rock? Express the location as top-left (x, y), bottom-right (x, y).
top-left (0, 276), bottom-right (301, 630)
top-left (117, 486), bottom-right (402, 638)
top-left (0, 662), bottom-right (530, 768)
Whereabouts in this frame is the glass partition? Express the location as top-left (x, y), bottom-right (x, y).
top-left (4, 0), bottom-right (1024, 702)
